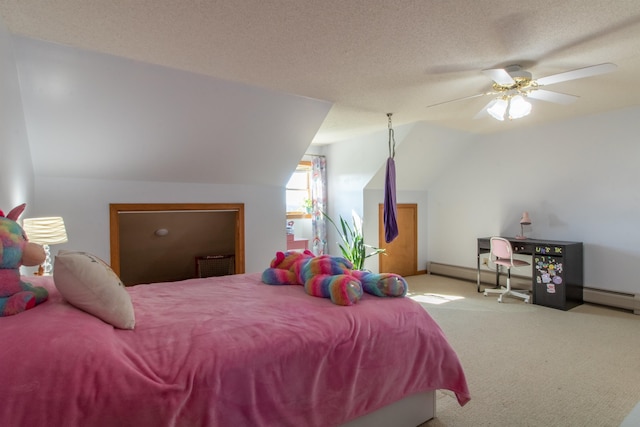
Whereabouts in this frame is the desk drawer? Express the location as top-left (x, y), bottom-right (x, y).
top-left (513, 242), bottom-right (533, 253)
top-left (478, 239), bottom-right (532, 254)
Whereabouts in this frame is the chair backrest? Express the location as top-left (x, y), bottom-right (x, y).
top-left (490, 237), bottom-right (513, 262)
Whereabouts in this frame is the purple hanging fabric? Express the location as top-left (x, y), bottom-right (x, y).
top-left (384, 156), bottom-right (399, 243)
top-left (384, 113), bottom-right (399, 243)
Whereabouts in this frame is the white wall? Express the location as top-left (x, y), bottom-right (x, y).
top-left (326, 121), bottom-right (468, 274)
top-left (287, 218), bottom-right (313, 240)
top-left (363, 121), bottom-right (474, 272)
top-left (32, 176), bottom-right (284, 274)
top-left (14, 36), bottom-right (331, 188)
top-left (327, 107), bottom-right (640, 295)
top-left (5, 15), bottom-right (639, 293)
top-left (4, 30), bottom-right (331, 276)
top-left (323, 124), bottom-right (414, 269)
top-left (0, 19), bottom-right (34, 212)
top-left (427, 106), bottom-right (640, 294)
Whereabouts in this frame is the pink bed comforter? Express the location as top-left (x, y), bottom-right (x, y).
top-left (0, 273), bottom-right (469, 426)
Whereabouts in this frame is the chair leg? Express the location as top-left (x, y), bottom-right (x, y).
top-left (510, 290), bottom-right (530, 303)
top-left (487, 268), bottom-right (530, 303)
top-left (499, 269), bottom-right (530, 303)
top-left (483, 265), bottom-right (505, 297)
top-left (483, 287), bottom-right (506, 296)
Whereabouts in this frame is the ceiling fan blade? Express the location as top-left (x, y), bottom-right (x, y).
top-left (473, 99), bottom-right (496, 120)
top-left (536, 63), bottom-right (617, 86)
top-left (482, 68), bottom-right (515, 86)
top-left (527, 89), bottom-right (579, 104)
top-left (426, 92), bottom-right (489, 109)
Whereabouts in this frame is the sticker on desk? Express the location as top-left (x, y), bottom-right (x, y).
top-left (546, 283), bottom-right (556, 293)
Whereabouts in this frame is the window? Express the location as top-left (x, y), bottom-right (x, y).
top-left (286, 161), bottom-right (312, 218)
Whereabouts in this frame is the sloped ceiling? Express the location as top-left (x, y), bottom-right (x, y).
top-left (1, 0), bottom-right (639, 145)
top-left (367, 122), bottom-right (475, 191)
top-left (12, 36), bottom-right (331, 186)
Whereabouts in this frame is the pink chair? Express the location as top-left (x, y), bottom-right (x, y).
top-left (483, 237), bottom-right (530, 303)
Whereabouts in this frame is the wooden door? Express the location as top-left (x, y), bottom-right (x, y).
top-left (378, 203), bottom-right (418, 276)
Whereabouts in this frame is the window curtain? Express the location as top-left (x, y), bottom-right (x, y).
top-left (309, 155), bottom-right (327, 255)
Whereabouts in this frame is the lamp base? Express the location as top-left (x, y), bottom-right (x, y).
top-left (515, 235), bottom-right (528, 240)
top-left (36, 244), bottom-right (54, 275)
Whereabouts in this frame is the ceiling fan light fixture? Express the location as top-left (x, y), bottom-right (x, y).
top-left (487, 98), bottom-right (508, 121)
top-left (508, 95), bottom-right (532, 119)
top-left (458, 62), bottom-right (617, 123)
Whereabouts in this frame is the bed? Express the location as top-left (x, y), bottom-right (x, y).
top-left (0, 271), bottom-right (470, 426)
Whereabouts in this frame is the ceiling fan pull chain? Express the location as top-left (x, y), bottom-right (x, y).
top-left (387, 113), bottom-right (396, 159)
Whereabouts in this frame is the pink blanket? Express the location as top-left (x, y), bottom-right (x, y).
top-left (0, 273), bottom-right (469, 426)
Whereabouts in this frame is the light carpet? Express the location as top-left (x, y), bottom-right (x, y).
top-left (405, 274), bottom-right (640, 427)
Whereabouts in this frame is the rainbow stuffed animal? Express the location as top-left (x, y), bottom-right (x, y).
top-left (262, 250), bottom-right (408, 306)
top-left (0, 204), bottom-right (49, 316)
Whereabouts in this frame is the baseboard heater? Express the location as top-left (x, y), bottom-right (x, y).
top-left (427, 262), bottom-right (640, 315)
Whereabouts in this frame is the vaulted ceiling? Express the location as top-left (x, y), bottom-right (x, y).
top-left (1, 0), bottom-right (639, 144)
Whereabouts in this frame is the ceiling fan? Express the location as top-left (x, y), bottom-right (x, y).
top-left (429, 63), bottom-right (618, 121)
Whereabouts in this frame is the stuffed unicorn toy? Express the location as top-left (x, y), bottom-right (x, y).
top-left (262, 250), bottom-right (407, 306)
top-left (0, 204), bottom-right (49, 316)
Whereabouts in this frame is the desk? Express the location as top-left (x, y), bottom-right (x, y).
top-left (477, 237), bottom-right (584, 310)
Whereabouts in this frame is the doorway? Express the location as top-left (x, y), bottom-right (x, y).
top-left (378, 203), bottom-right (418, 277)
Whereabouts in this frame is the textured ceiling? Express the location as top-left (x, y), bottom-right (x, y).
top-left (1, 0), bottom-right (639, 143)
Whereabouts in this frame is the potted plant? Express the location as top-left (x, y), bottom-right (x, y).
top-left (302, 198), bottom-right (313, 214)
top-left (322, 210), bottom-right (385, 271)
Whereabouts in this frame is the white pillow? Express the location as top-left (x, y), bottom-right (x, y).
top-left (54, 251), bottom-right (135, 329)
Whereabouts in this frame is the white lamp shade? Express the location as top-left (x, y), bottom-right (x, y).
top-left (22, 217), bottom-right (68, 245)
top-left (509, 95), bottom-right (532, 119)
top-left (487, 98), bottom-right (508, 121)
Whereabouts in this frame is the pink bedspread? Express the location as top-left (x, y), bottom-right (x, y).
top-left (0, 273), bottom-right (469, 426)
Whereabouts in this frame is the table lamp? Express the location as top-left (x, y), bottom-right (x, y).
top-left (516, 211), bottom-right (531, 240)
top-left (22, 216), bottom-right (68, 275)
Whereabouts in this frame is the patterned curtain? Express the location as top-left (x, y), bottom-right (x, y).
top-left (309, 155), bottom-right (327, 255)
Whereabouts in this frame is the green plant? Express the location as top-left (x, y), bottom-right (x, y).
top-left (322, 210), bottom-right (385, 270)
top-left (302, 198), bottom-right (313, 213)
